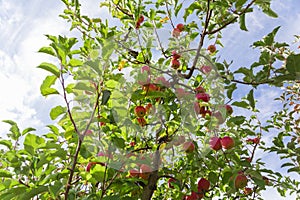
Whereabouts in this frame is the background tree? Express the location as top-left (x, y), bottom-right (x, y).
top-left (0, 0), bottom-right (299, 200)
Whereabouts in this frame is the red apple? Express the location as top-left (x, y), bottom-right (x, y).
top-left (225, 104), bottom-right (233, 115)
top-left (172, 50), bottom-right (181, 59)
top-left (134, 106), bottom-right (146, 118)
top-left (195, 93), bottom-right (210, 102)
top-left (253, 137), bottom-right (260, 144)
top-left (198, 178), bottom-right (210, 192)
top-left (171, 59), bottom-right (180, 69)
top-left (172, 28), bottom-right (181, 37)
top-left (183, 141), bottom-right (195, 153)
top-left (209, 136), bottom-right (222, 151)
top-left (176, 23), bottom-right (185, 31)
top-left (207, 44), bottom-right (216, 54)
top-left (235, 172), bottom-right (248, 189)
top-left (221, 136), bottom-right (235, 149)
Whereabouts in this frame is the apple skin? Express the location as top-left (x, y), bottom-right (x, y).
top-left (172, 28), bottom-right (181, 37)
top-left (225, 104), bottom-right (233, 115)
top-left (209, 136), bottom-right (222, 151)
top-left (176, 23), bottom-right (185, 31)
top-left (171, 59), bottom-right (180, 69)
top-left (134, 106), bottom-right (146, 118)
top-left (207, 44), bottom-right (216, 54)
top-left (221, 136), bottom-right (235, 149)
top-left (183, 141), bottom-right (195, 153)
top-left (141, 65), bottom-right (150, 73)
top-left (235, 172), bottom-right (248, 189)
top-left (195, 93), bottom-right (210, 102)
top-left (198, 178), bottom-right (210, 192)
top-left (172, 50), bottom-right (181, 59)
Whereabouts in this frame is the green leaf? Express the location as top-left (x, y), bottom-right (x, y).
top-left (40, 75), bottom-right (59, 96)
top-left (227, 116), bottom-right (246, 125)
top-left (2, 120), bottom-right (20, 140)
top-left (247, 89), bottom-right (255, 109)
top-left (37, 62), bottom-right (60, 77)
top-left (0, 140), bottom-right (12, 149)
top-left (22, 127), bottom-right (36, 135)
top-left (0, 170), bottom-right (12, 178)
top-left (225, 83), bottom-right (237, 99)
top-left (20, 186), bottom-right (48, 199)
top-left (38, 47), bottom-right (56, 57)
top-left (239, 14), bottom-right (248, 31)
top-left (101, 90), bottom-right (112, 105)
top-left (24, 134), bottom-right (45, 155)
top-left (50, 105), bottom-right (66, 120)
top-left (264, 26), bottom-right (280, 46)
top-left (69, 58), bottom-right (83, 67)
top-left (286, 54), bottom-right (300, 79)
top-left (232, 101), bottom-right (249, 108)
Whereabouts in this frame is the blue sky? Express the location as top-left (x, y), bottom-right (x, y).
top-left (0, 0), bottom-right (299, 199)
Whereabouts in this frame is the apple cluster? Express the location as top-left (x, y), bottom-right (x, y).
top-left (209, 136), bottom-right (235, 151)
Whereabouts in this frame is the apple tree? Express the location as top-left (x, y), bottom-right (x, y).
top-left (0, 0), bottom-right (299, 199)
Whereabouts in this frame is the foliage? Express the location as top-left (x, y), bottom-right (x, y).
top-left (0, 0), bottom-right (299, 199)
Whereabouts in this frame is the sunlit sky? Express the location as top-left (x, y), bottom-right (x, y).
top-left (0, 0), bottom-right (299, 199)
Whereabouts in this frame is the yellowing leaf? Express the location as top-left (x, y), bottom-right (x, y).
top-left (118, 60), bottom-right (126, 71)
top-left (159, 16), bottom-right (169, 23)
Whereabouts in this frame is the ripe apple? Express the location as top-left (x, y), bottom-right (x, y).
top-left (198, 178), bottom-right (210, 192)
top-left (253, 137), bottom-right (260, 144)
top-left (195, 93), bottom-right (210, 102)
top-left (129, 169), bottom-right (140, 178)
top-left (85, 129), bottom-right (93, 135)
top-left (172, 50), bottom-right (181, 59)
top-left (209, 136), bottom-right (222, 151)
top-left (221, 136), bottom-right (235, 149)
top-left (134, 106), bottom-right (146, 117)
top-left (172, 28), bottom-right (181, 37)
top-left (212, 111), bottom-right (225, 124)
top-left (207, 44), bottom-right (216, 54)
top-left (225, 104), bottom-right (233, 115)
top-left (168, 178), bottom-right (176, 189)
top-left (171, 59), bottom-right (180, 69)
top-left (176, 23), bottom-right (185, 31)
top-left (235, 172), bottom-right (248, 189)
top-left (183, 141), bottom-right (195, 153)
